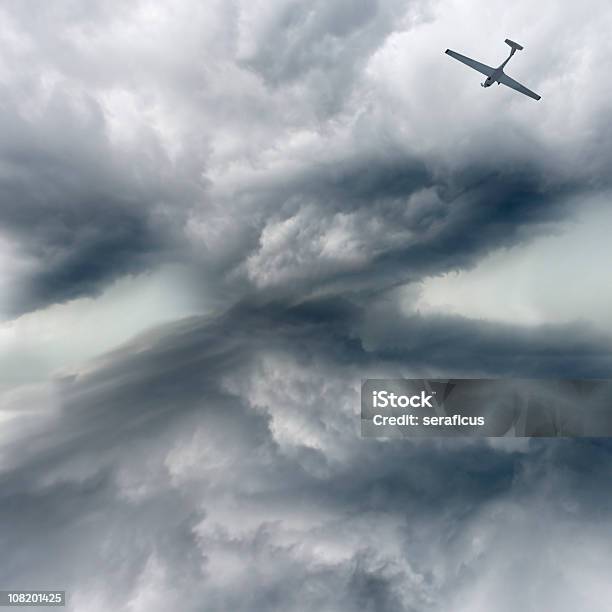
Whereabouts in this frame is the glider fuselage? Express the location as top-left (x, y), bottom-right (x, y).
top-left (482, 48), bottom-right (516, 88)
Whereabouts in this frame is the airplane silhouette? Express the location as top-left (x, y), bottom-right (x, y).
top-left (445, 38), bottom-right (541, 100)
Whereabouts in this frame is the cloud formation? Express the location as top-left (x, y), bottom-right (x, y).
top-left (3, 304), bottom-right (612, 611)
top-left (2, 0), bottom-right (612, 610)
top-left (1, 0), bottom-right (611, 317)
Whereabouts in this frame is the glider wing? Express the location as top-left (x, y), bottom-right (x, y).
top-left (497, 72), bottom-right (541, 100)
top-left (445, 49), bottom-right (495, 77)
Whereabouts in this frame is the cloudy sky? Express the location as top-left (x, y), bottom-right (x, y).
top-left (2, 0), bottom-right (612, 610)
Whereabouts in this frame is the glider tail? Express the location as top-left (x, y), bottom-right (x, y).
top-left (505, 39), bottom-right (524, 51)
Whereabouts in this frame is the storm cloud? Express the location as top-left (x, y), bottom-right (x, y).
top-left (1, 0), bottom-right (611, 316)
top-left (2, 0), bottom-right (612, 610)
top-left (3, 303), bottom-right (612, 610)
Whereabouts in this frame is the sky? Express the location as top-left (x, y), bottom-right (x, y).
top-left (1, 0), bottom-right (612, 610)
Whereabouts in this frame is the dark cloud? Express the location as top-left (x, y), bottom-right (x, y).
top-left (238, 0), bottom-right (418, 115)
top-left (2, 300), bottom-right (612, 609)
top-left (358, 304), bottom-right (612, 378)
top-left (0, 86), bottom-right (203, 315)
top-left (0, 0), bottom-right (609, 317)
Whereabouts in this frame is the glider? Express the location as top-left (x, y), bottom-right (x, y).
top-left (445, 39), bottom-right (541, 101)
